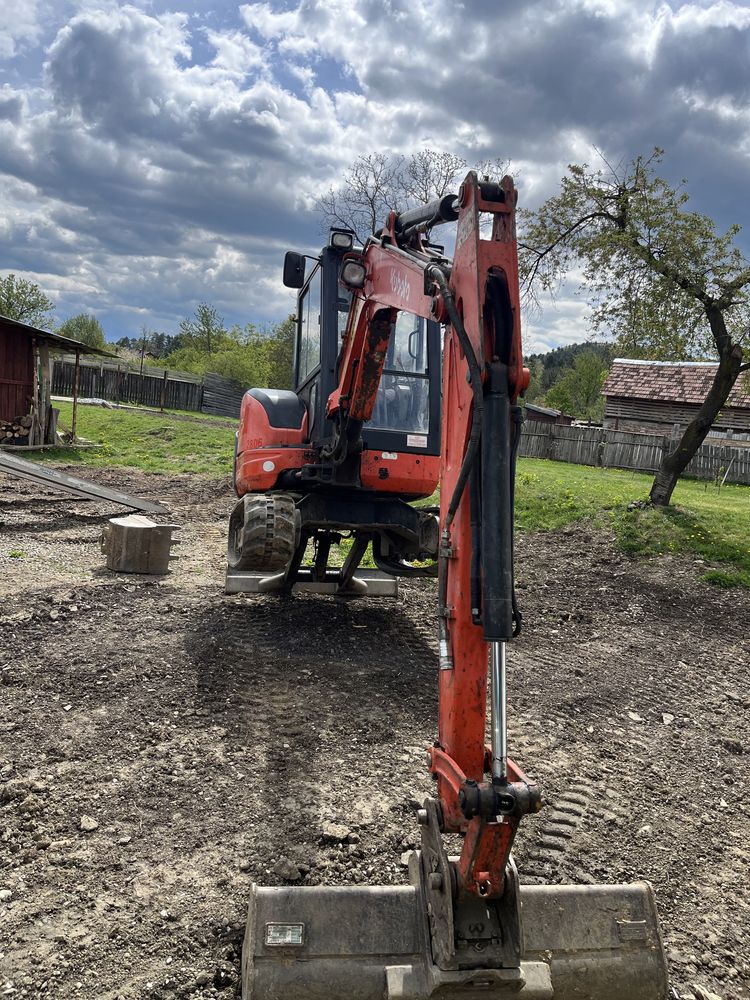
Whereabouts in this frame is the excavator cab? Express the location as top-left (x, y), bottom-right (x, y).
top-left (284, 235), bottom-right (441, 469)
top-left (227, 229), bottom-right (444, 598)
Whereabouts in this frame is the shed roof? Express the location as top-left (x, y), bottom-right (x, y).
top-left (0, 314), bottom-right (117, 358)
top-left (603, 359), bottom-right (750, 409)
top-left (525, 402), bottom-right (562, 417)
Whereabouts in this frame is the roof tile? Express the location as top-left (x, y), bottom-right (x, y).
top-left (603, 360), bottom-right (750, 408)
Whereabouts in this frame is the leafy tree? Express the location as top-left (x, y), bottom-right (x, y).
top-left (266, 315), bottom-right (296, 389)
top-left (154, 333), bottom-right (183, 356)
top-left (164, 320), bottom-right (270, 388)
top-left (522, 356), bottom-right (546, 405)
top-left (544, 350), bottom-right (609, 421)
top-left (149, 332), bottom-right (167, 357)
top-left (0, 273), bottom-right (55, 328)
top-left (317, 150), bottom-right (509, 244)
top-left (58, 313), bottom-right (106, 349)
top-left (520, 150), bottom-right (750, 506)
top-left (525, 342), bottom-right (614, 393)
top-left (179, 302), bottom-right (225, 355)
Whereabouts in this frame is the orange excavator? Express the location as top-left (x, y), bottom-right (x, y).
top-left (230, 172), bottom-right (668, 999)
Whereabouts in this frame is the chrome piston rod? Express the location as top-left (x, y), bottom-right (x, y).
top-left (490, 640), bottom-right (508, 781)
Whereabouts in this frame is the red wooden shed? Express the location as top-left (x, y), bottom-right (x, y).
top-left (0, 315), bottom-right (113, 445)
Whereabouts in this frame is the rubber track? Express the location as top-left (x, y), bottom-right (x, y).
top-left (229, 494), bottom-right (298, 571)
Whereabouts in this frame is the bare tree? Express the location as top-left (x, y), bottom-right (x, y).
top-left (316, 150), bottom-right (511, 243)
top-left (316, 153), bottom-right (403, 244)
top-left (396, 150), bottom-right (468, 204)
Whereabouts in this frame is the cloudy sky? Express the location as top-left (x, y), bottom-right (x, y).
top-left (1, 0), bottom-right (749, 351)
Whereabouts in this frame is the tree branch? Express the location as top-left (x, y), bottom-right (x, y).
top-left (717, 265), bottom-right (750, 308)
top-left (520, 210), bottom-right (616, 289)
top-left (626, 238), bottom-right (716, 309)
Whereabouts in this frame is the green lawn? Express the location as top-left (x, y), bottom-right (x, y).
top-left (36, 401), bottom-right (236, 476)
top-left (516, 459), bottom-right (750, 588)
top-left (25, 406), bottom-right (750, 587)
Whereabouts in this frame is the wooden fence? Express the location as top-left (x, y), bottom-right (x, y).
top-left (201, 372), bottom-right (246, 418)
top-left (52, 357), bottom-right (245, 418)
top-left (47, 359), bottom-right (750, 484)
top-left (520, 423), bottom-right (750, 485)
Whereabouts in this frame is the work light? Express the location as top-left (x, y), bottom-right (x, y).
top-left (341, 260), bottom-right (366, 288)
top-left (330, 229), bottom-right (354, 250)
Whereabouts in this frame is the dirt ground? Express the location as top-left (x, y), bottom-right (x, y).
top-left (0, 465), bottom-right (748, 1000)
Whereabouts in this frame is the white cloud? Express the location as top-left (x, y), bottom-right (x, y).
top-left (0, 0), bottom-right (41, 58)
top-left (0, 0), bottom-right (747, 349)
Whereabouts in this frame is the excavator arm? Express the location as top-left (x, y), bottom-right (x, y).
top-left (326, 173), bottom-right (536, 907)
top-left (240, 172), bottom-right (668, 1000)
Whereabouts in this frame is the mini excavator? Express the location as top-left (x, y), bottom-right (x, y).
top-left (230, 172), bottom-right (668, 999)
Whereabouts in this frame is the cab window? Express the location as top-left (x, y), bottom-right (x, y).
top-left (298, 266), bottom-right (321, 384)
top-left (371, 312), bottom-right (430, 435)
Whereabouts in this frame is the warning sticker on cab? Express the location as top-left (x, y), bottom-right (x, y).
top-left (407, 434), bottom-right (428, 449)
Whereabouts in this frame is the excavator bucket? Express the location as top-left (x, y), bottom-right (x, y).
top-left (241, 861), bottom-right (668, 1000)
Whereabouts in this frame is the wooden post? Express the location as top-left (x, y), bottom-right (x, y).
top-left (139, 331), bottom-right (147, 405)
top-left (28, 336), bottom-right (39, 446)
top-left (40, 344), bottom-right (52, 443)
top-left (546, 425), bottom-right (556, 461)
top-left (160, 369), bottom-right (168, 412)
top-left (597, 429), bottom-right (606, 467)
top-left (71, 349), bottom-right (81, 441)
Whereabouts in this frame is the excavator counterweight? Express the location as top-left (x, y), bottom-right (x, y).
top-left (230, 171), bottom-right (669, 1000)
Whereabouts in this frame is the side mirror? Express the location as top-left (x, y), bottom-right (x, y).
top-left (283, 251), bottom-right (306, 289)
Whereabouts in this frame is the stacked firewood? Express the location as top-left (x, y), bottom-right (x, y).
top-left (1, 415), bottom-right (33, 445)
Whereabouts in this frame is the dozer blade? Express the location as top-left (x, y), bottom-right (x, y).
top-left (241, 866), bottom-right (668, 1000)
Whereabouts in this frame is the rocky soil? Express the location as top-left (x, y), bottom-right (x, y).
top-left (0, 465), bottom-right (748, 999)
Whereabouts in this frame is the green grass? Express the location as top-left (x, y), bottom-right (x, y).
top-left (37, 401), bottom-right (236, 476)
top-left (272, 457), bottom-right (750, 587)
top-left (109, 403), bottom-right (238, 424)
top-left (516, 458), bottom-right (750, 588)
top-left (26, 405), bottom-right (750, 587)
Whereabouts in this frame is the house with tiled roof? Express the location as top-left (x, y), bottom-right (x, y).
top-left (602, 359), bottom-right (750, 438)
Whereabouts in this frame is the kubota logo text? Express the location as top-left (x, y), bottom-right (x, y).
top-left (390, 269), bottom-right (411, 301)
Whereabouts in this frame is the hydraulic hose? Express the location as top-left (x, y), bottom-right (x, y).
top-left (426, 266), bottom-right (483, 529)
top-left (509, 403), bottom-right (524, 637)
top-left (427, 265), bottom-right (484, 668)
top-left (469, 459), bottom-right (482, 624)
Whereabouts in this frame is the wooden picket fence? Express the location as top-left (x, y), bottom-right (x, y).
top-left (52, 357), bottom-right (245, 418)
top-left (520, 423), bottom-right (750, 485)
